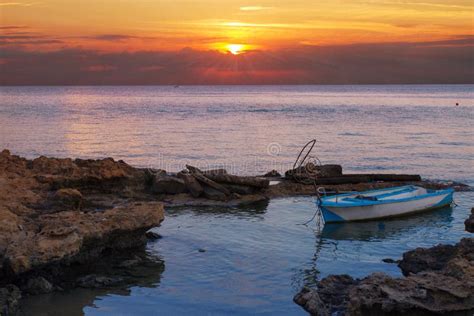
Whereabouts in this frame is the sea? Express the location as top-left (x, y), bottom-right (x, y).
top-left (1, 85), bottom-right (473, 315)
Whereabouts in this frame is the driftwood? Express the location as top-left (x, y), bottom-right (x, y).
top-left (178, 173), bottom-right (204, 197)
top-left (186, 165), bottom-right (231, 196)
top-left (202, 186), bottom-right (228, 201)
top-left (204, 174), bottom-right (270, 189)
top-left (221, 183), bottom-right (256, 195)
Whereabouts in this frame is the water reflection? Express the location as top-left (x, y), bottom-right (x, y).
top-left (295, 206), bottom-right (454, 288)
top-left (321, 206), bottom-right (454, 241)
top-left (167, 199), bottom-right (270, 219)
top-left (19, 251), bottom-right (165, 316)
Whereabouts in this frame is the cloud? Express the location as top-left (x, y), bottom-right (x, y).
top-left (0, 25), bottom-right (28, 30)
top-left (86, 34), bottom-right (142, 41)
top-left (239, 6), bottom-right (272, 11)
top-left (0, 31), bottom-right (63, 46)
top-left (361, 0), bottom-right (472, 10)
top-left (0, 38), bottom-right (472, 85)
top-left (78, 34), bottom-right (160, 42)
top-left (0, 2), bottom-right (39, 7)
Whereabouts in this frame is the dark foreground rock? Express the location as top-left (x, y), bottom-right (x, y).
top-left (0, 285), bottom-right (21, 316)
top-left (294, 238), bottom-right (474, 315)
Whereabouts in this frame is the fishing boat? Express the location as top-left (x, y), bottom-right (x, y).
top-left (319, 185), bottom-right (454, 223)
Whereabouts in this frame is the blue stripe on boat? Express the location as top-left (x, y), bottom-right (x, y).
top-left (321, 187), bottom-right (454, 208)
top-left (320, 206), bottom-right (345, 223)
top-left (431, 191), bottom-right (453, 208)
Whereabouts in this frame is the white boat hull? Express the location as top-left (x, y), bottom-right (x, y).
top-left (320, 186), bottom-right (453, 223)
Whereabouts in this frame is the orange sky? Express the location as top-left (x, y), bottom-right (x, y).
top-left (1, 0), bottom-right (473, 84)
top-left (1, 0), bottom-right (473, 52)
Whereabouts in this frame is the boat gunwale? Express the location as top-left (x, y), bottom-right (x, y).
top-left (321, 186), bottom-right (454, 208)
top-left (322, 201), bottom-right (453, 223)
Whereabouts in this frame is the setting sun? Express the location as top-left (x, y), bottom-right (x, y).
top-left (227, 44), bottom-right (245, 55)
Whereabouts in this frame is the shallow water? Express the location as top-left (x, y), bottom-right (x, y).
top-left (1, 85), bottom-right (473, 315)
top-left (20, 195), bottom-right (473, 316)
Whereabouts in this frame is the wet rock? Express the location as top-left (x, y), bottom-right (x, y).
top-left (77, 274), bottom-right (124, 288)
top-left (23, 276), bottom-right (53, 295)
top-left (293, 287), bottom-right (328, 316)
top-left (145, 231), bottom-right (162, 241)
top-left (294, 275), bottom-right (357, 316)
top-left (317, 274), bottom-right (357, 312)
top-left (262, 170), bottom-right (281, 178)
top-left (152, 175), bottom-right (186, 194)
top-left (0, 285), bottom-right (21, 316)
top-left (465, 208), bottom-right (474, 233)
top-left (382, 258), bottom-right (399, 264)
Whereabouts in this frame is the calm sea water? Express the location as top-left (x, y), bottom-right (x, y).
top-left (1, 85), bottom-right (473, 315)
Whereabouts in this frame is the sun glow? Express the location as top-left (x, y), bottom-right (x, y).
top-left (227, 44), bottom-right (245, 55)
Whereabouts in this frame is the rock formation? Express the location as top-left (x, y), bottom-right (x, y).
top-left (294, 225), bottom-right (474, 315)
top-left (0, 150), bottom-right (165, 315)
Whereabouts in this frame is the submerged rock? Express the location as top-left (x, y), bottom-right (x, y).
top-left (293, 287), bottom-right (328, 316)
top-left (77, 275), bottom-right (124, 288)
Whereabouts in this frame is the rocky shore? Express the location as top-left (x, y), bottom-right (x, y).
top-left (0, 150), bottom-right (470, 315)
top-left (294, 211), bottom-right (474, 315)
top-left (0, 150), bottom-right (165, 315)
